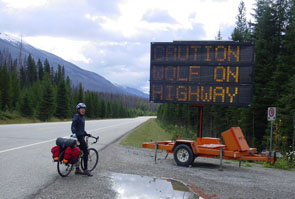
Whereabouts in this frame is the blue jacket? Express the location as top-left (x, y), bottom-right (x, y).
top-left (71, 113), bottom-right (87, 136)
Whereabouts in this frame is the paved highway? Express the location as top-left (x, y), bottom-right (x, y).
top-left (0, 117), bottom-right (152, 199)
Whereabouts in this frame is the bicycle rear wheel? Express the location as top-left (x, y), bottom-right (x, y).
top-left (81, 148), bottom-right (99, 172)
top-left (57, 151), bottom-right (73, 177)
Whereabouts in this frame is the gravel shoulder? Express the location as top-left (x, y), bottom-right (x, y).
top-left (100, 139), bottom-right (295, 199)
top-left (35, 135), bottom-right (295, 199)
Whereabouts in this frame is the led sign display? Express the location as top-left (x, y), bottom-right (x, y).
top-left (150, 41), bottom-right (254, 106)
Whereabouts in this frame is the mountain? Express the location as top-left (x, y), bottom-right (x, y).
top-left (0, 33), bottom-right (148, 98)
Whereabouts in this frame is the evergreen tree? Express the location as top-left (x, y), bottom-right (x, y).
top-left (55, 79), bottom-right (69, 118)
top-left (92, 92), bottom-right (100, 118)
top-left (37, 59), bottom-right (44, 81)
top-left (66, 76), bottom-right (74, 116)
top-left (112, 101), bottom-right (119, 118)
top-left (106, 101), bottom-right (112, 118)
top-left (31, 80), bottom-right (42, 115)
top-left (99, 99), bottom-right (106, 118)
top-left (231, 1), bottom-right (251, 42)
top-left (39, 74), bottom-right (55, 121)
top-left (278, 0), bottom-right (295, 149)
top-left (44, 59), bottom-right (50, 74)
top-left (26, 54), bottom-right (37, 85)
top-left (0, 64), bottom-right (11, 110)
top-left (19, 66), bottom-right (26, 88)
top-left (10, 64), bottom-right (20, 110)
top-left (20, 92), bottom-right (33, 117)
top-left (78, 83), bottom-right (84, 103)
top-left (251, 1), bottom-right (279, 147)
top-left (215, 29), bottom-right (222, 40)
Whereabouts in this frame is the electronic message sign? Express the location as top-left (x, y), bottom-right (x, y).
top-left (150, 41), bottom-right (254, 106)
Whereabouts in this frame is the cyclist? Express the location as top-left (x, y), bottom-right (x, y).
top-left (71, 103), bottom-right (92, 176)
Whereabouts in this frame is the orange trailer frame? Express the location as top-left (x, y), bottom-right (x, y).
top-left (142, 107), bottom-right (275, 167)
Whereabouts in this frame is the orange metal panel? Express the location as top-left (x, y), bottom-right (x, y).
top-left (196, 137), bottom-right (222, 145)
top-left (142, 141), bottom-right (175, 152)
top-left (238, 155), bottom-right (274, 162)
top-left (221, 127), bottom-right (249, 152)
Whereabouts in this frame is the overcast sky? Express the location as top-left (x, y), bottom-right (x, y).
top-left (0, 0), bottom-right (256, 93)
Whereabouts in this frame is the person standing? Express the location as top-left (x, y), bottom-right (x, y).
top-left (71, 103), bottom-right (92, 176)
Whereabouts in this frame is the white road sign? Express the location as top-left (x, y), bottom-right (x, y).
top-left (267, 107), bottom-right (276, 121)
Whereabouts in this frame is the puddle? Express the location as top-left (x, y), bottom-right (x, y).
top-left (111, 173), bottom-right (204, 199)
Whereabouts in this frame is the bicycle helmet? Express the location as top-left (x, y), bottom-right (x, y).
top-left (76, 103), bottom-right (86, 109)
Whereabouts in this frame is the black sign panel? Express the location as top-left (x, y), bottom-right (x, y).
top-left (150, 41), bottom-right (254, 106)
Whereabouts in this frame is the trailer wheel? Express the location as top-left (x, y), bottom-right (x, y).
top-left (174, 144), bottom-right (194, 167)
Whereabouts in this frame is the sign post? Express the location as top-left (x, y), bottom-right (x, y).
top-left (267, 107), bottom-right (276, 156)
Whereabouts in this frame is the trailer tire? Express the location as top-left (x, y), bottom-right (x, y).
top-left (174, 144), bottom-right (194, 167)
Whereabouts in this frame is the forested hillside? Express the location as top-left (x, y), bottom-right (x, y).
top-left (158, 0), bottom-right (295, 153)
top-left (0, 53), bottom-right (156, 121)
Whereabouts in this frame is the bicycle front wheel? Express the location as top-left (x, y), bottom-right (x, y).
top-left (57, 151), bottom-right (73, 177)
top-left (81, 148), bottom-right (99, 172)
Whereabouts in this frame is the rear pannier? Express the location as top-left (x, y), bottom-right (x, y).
top-left (63, 146), bottom-right (72, 163)
top-left (51, 145), bottom-right (60, 161)
top-left (70, 147), bottom-right (81, 164)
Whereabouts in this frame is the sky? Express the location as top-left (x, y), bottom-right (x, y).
top-left (0, 0), bottom-right (256, 94)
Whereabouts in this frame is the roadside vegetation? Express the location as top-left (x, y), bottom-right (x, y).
top-left (120, 118), bottom-right (171, 148)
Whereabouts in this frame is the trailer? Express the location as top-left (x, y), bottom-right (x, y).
top-left (142, 126), bottom-right (275, 167)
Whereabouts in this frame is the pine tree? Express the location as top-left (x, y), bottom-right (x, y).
top-left (19, 66), bottom-right (26, 88)
top-left (106, 101), bottom-right (112, 118)
top-left (26, 55), bottom-right (37, 85)
top-left (66, 76), bottom-right (74, 117)
top-left (55, 79), bottom-right (69, 119)
top-left (20, 92), bottom-right (33, 117)
top-left (278, 0), bottom-right (295, 150)
top-left (44, 59), bottom-right (50, 74)
top-left (0, 64), bottom-right (11, 110)
top-left (112, 101), bottom-right (119, 118)
top-left (10, 64), bottom-right (20, 110)
top-left (78, 83), bottom-right (84, 103)
top-left (37, 59), bottom-right (44, 81)
top-left (99, 99), bottom-right (106, 118)
top-left (215, 29), bottom-right (222, 40)
top-left (231, 1), bottom-right (251, 42)
top-left (39, 74), bottom-right (55, 121)
top-left (251, 0), bottom-right (286, 148)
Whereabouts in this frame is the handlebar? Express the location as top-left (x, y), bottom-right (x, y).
top-left (71, 134), bottom-right (99, 144)
top-left (88, 135), bottom-right (99, 144)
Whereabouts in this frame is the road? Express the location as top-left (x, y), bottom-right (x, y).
top-left (0, 117), bottom-right (152, 199)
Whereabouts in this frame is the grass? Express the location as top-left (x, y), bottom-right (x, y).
top-left (262, 158), bottom-right (295, 171)
top-left (120, 118), bottom-right (172, 148)
top-left (0, 111), bottom-right (71, 124)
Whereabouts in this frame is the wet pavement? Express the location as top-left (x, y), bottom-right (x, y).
top-left (111, 173), bottom-right (200, 199)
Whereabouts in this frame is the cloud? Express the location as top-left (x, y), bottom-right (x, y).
top-left (0, 0), bottom-right (256, 94)
top-left (142, 9), bottom-right (177, 23)
top-left (1, 0), bottom-right (48, 9)
top-left (24, 36), bottom-right (92, 63)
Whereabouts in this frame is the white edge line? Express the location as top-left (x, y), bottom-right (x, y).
top-left (0, 139), bottom-right (56, 154)
top-left (0, 120), bottom-right (143, 154)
